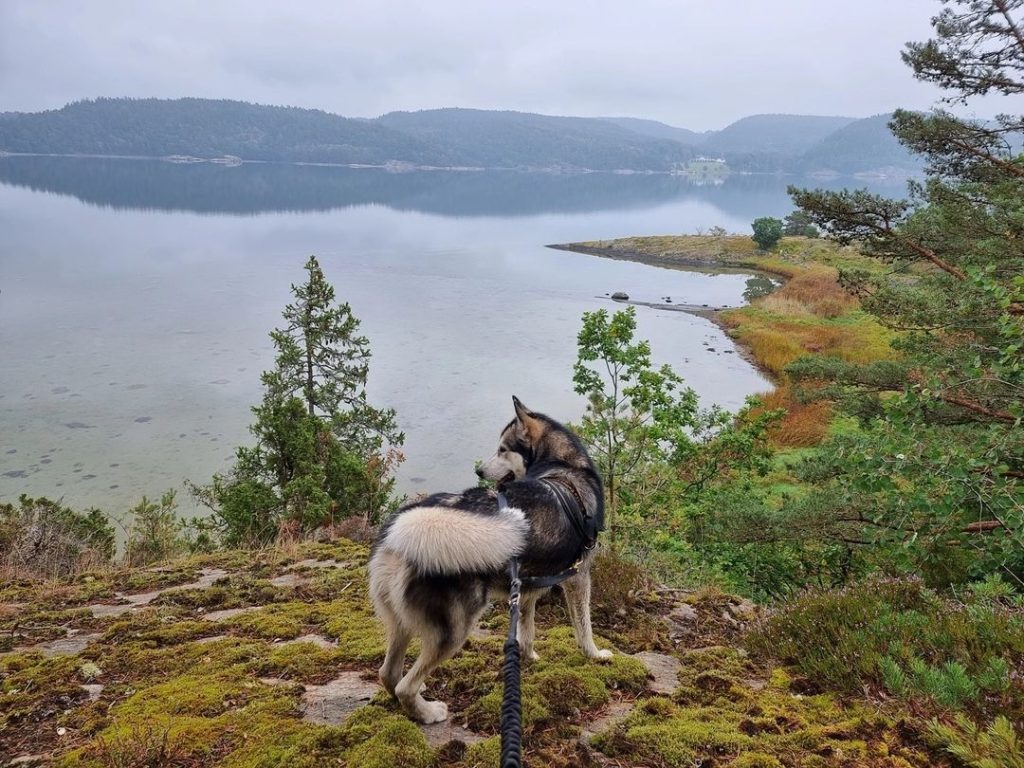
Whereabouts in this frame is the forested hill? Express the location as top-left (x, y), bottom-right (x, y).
top-left (0, 98), bottom-right (920, 173)
top-left (0, 99), bottom-right (448, 167)
top-left (798, 113), bottom-right (921, 173)
top-left (375, 108), bottom-right (693, 169)
top-left (702, 114), bottom-right (856, 156)
top-left (0, 98), bottom-right (693, 171)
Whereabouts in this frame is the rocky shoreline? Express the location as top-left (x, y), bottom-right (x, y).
top-left (548, 239), bottom-right (782, 377)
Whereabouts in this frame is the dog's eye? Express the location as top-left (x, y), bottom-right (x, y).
top-left (499, 447), bottom-right (507, 454)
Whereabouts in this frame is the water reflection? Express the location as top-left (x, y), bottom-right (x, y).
top-left (0, 155), bottom-right (909, 219)
top-left (0, 157), bottom-right (897, 517)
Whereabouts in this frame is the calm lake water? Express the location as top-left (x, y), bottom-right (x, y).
top-left (0, 157), bottom-right (902, 517)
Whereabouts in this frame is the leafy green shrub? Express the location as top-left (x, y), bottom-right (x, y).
top-left (751, 216), bottom-right (783, 251)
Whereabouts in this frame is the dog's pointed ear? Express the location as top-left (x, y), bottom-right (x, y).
top-left (512, 396), bottom-right (542, 439)
top-left (512, 395), bottom-right (532, 421)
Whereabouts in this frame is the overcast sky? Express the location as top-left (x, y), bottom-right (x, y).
top-left (1, 0), bottom-right (955, 130)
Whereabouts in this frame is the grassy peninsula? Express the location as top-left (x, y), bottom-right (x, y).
top-left (554, 234), bottom-right (896, 448)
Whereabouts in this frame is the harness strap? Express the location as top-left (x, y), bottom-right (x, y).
top-left (542, 476), bottom-right (597, 550)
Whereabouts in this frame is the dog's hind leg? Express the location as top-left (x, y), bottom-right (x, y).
top-left (562, 573), bottom-right (612, 660)
top-left (379, 622), bottom-right (411, 696)
top-left (518, 589), bottom-right (544, 661)
top-left (394, 627), bottom-right (464, 724)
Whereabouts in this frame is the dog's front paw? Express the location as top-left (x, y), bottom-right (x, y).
top-left (527, 650), bottom-right (541, 662)
top-left (415, 699), bottom-right (449, 724)
top-left (593, 648), bottom-right (613, 661)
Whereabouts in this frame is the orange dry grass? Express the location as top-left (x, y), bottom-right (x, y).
top-left (724, 263), bottom-right (891, 448)
top-left (753, 386), bottom-right (832, 448)
top-left (767, 267), bottom-right (856, 319)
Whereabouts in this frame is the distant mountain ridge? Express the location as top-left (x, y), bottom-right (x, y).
top-left (0, 98), bottom-right (921, 174)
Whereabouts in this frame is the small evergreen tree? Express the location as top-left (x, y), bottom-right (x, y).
top-left (194, 256), bottom-right (403, 545)
top-left (751, 216), bottom-right (784, 250)
top-left (782, 210), bottom-right (819, 238)
top-left (123, 490), bottom-right (185, 567)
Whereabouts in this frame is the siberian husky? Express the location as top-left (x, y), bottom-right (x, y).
top-left (368, 396), bottom-right (611, 723)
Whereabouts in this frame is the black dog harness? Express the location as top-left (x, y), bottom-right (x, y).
top-left (515, 478), bottom-right (597, 589)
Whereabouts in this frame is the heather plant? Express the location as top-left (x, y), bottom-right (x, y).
top-left (0, 494), bottom-right (115, 578)
top-left (747, 576), bottom-right (1024, 719)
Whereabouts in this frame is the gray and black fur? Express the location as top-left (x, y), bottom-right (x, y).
top-left (368, 396), bottom-right (610, 724)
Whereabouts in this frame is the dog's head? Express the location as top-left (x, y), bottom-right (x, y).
top-left (476, 396), bottom-right (545, 488)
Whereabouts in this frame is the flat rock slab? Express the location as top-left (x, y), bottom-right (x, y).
top-left (8, 755), bottom-right (48, 766)
top-left (300, 672), bottom-right (379, 725)
top-left (580, 700), bottom-right (634, 744)
top-left (202, 606), bottom-right (261, 622)
top-left (87, 568), bottom-right (229, 618)
top-left (88, 602), bottom-right (135, 619)
top-left (287, 558), bottom-right (347, 571)
top-left (81, 683), bottom-right (104, 702)
top-left (420, 720), bottom-right (486, 748)
top-left (269, 572), bottom-right (308, 588)
top-left (194, 634), bottom-right (230, 645)
top-left (284, 633), bottom-right (337, 650)
top-left (33, 631), bottom-right (103, 657)
top-left (669, 603), bottom-right (698, 623)
top-left (633, 651), bottom-right (682, 695)
top-left (260, 677), bottom-right (292, 687)
top-left (188, 568), bottom-right (230, 588)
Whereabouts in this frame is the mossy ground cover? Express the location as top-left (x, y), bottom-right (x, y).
top-left (0, 538), bottom-right (966, 767)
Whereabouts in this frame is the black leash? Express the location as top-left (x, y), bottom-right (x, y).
top-left (500, 552), bottom-right (524, 768)
top-left (497, 487), bottom-right (593, 767)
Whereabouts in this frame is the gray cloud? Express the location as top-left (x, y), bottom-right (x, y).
top-left (1, 0), bottom-right (951, 129)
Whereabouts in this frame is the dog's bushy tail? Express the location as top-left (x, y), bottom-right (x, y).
top-left (378, 504), bottom-right (528, 575)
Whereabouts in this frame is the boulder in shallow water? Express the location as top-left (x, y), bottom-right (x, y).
top-left (611, 291), bottom-right (629, 301)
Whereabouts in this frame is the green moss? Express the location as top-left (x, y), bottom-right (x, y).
top-left (592, 639), bottom-right (932, 768)
top-left (223, 608), bottom-right (300, 640)
top-left (1, 539), bottom-right (945, 767)
top-left (1, 652), bottom-right (85, 737)
top-left (338, 706), bottom-right (432, 768)
top-left (461, 626), bottom-right (646, 733)
top-left (111, 565), bottom-right (200, 593)
top-left (595, 698), bottom-right (752, 766)
top-left (453, 735), bottom-right (501, 767)
top-left (730, 752), bottom-right (785, 768)
top-left (0, 604), bottom-right (98, 645)
top-left (247, 640), bottom-right (343, 683)
top-left (322, 599), bottom-right (386, 663)
top-left (154, 575), bottom-right (282, 611)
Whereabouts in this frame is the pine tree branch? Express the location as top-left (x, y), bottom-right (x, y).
top-left (996, 0), bottom-right (1024, 61)
top-left (945, 131), bottom-right (1024, 179)
top-left (938, 392), bottom-right (1017, 423)
top-left (963, 519), bottom-right (1004, 533)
